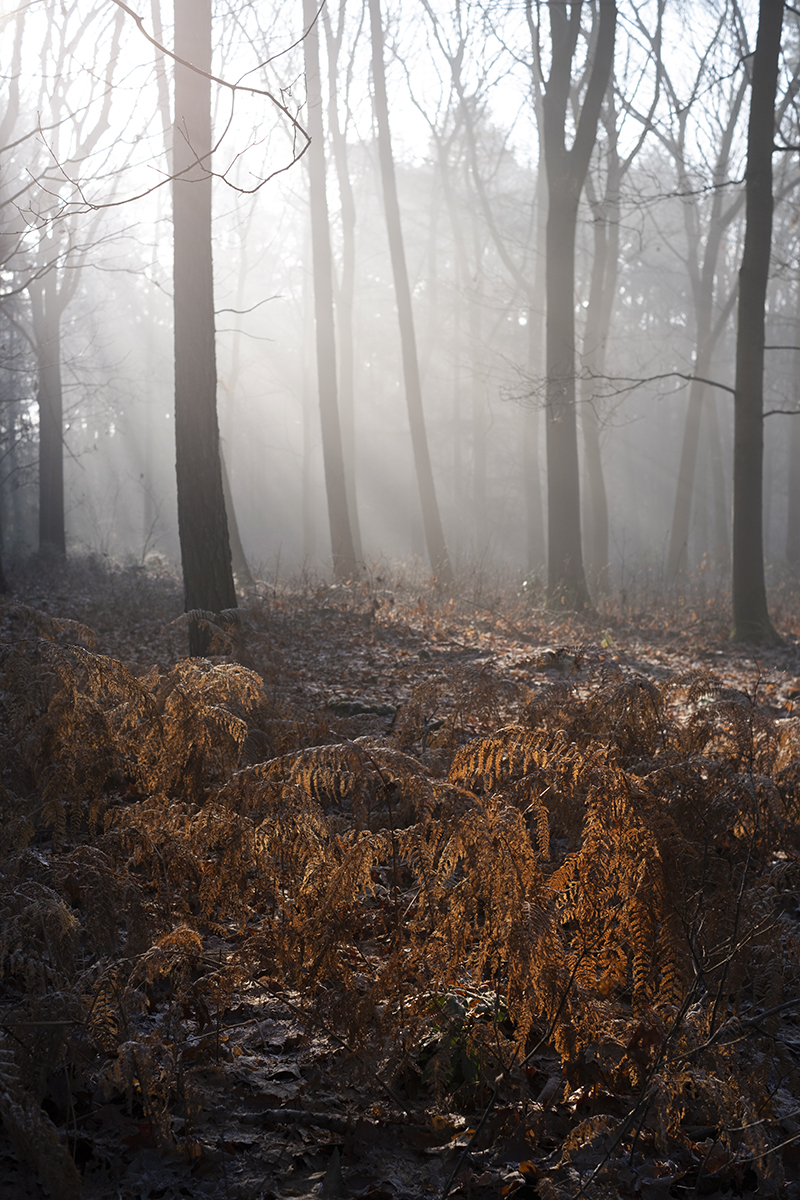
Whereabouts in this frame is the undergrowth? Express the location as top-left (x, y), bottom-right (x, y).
top-left (1, 570), bottom-right (799, 1198)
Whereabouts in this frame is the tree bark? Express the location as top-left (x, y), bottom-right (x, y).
top-left (301, 220), bottom-right (318, 563)
top-left (29, 264), bottom-right (66, 556)
top-left (525, 153), bottom-right (547, 575)
top-left (173, 0), bottom-right (236, 654)
top-left (368, 0), bottom-right (453, 588)
top-left (542, 0), bottom-right (616, 609)
top-left (730, 0), bottom-right (782, 643)
top-left (545, 200), bottom-right (588, 606)
top-left (666, 336), bottom-right (714, 577)
top-left (786, 318), bottom-right (800, 567)
top-left (303, 0), bottom-right (358, 581)
top-left (580, 137), bottom-right (619, 591)
top-left (706, 385), bottom-right (729, 566)
top-left (220, 445), bottom-right (254, 588)
top-left (470, 278), bottom-right (487, 552)
top-left (322, 5), bottom-right (364, 566)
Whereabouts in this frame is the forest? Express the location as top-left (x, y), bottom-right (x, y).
top-left (3, 0), bottom-right (800, 1197)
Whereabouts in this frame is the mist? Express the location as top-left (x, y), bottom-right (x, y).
top-left (1, 0), bottom-right (797, 612)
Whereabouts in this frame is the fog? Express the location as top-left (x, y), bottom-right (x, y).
top-left (1, 0), bottom-right (798, 602)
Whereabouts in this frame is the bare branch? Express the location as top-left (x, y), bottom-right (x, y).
top-left (108, 0), bottom-right (311, 147)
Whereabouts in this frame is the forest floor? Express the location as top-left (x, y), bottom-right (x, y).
top-left (2, 554), bottom-right (800, 1200)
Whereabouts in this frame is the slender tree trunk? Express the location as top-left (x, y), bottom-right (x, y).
top-left (541, 0), bottom-right (616, 609)
top-left (431, 136), bottom-right (466, 547)
top-left (368, 0), bottom-right (453, 588)
top-left (525, 314), bottom-right (546, 574)
top-left (220, 446), bottom-right (254, 587)
top-left (581, 401), bottom-right (608, 586)
top-left (141, 388), bottom-right (155, 556)
top-left (666, 331), bottom-right (713, 577)
top-left (665, 75), bottom-right (746, 579)
top-left (764, 428), bottom-right (775, 561)
top-left (217, 224), bottom-right (255, 587)
top-left (29, 266), bottom-right (65, 556)
top-left (303, 0), bottom-right (357, 581)
top-left (580, 166), bottom-right (618, 591)
top-left (730, 0), bottom-right (781, 643)
top-left (420, 159), bottom-right (441, 386)
top-left (545, 197), bottom-right (589, 605)
top-left (452, 298), bottom-right (465, 521)
top-left (173, 0), bottom-right (236, 654)
top-left (470, 294), bottom-right (487, 553)
top-left (786, 318), bottom-right (800, 566)
top-left (525, 149), bottom-right (547, 575)
top-left (302, 222), bottom-right (317, 562)
top-left (322, 8), bottom-right (363, 565)
top-left (706, 385), bottom-right (729, 567)
top-left (468, 207), bottom-right (488, 553)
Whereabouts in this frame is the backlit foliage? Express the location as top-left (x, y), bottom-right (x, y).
top-left (1, 598), bottom-right (799, 1193)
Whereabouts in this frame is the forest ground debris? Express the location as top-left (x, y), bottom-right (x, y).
top-left (1, 554), bottom-right (800, 1198)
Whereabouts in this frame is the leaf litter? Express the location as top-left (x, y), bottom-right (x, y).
top-left (1, 556), bottom-right (800, 1199)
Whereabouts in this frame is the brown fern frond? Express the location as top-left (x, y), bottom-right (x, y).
top-left (170, 609), bottom-right (239, 657)
top-left (0, 601), bottom-right (96, 648)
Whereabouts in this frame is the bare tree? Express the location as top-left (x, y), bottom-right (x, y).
top-left (730, 0), bottom-right (782, 643)
top-left (633, 4), bottom-right (748, 578)
top-left (322, 0), bottom-right (364, 565)
top-left (579, 43), bottom-right (661, 590)
top-left (303, 0), bottom-right (358, 581)
top-left (368, 0), bottom-right (454, 588)
top-left (15, 6), bottom-right (125, 554)
top-left (173, 0), bottom-right (237, 652)
top-left (537, 0), bottom-right (616, 608)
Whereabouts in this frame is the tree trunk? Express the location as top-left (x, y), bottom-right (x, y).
top-left (545, 198), bottom-right (589, 606)
top-left (786, 319), bottom-right (800, 566)
top-left (452, 299), bottom-right (465, 521)
top-left (730, 0), bottom-right (782, 644)
top-left (580, 151), bottom-right (619, 591)
top-left (302, 222), bottom-right (317, 563)
top-left (787, 416), bottom-right (800, 568)
top-left (525, 149), bottom-right (547, 576)
top-left (665, 72), bottom-right (747, 580)
top-left (430, 135), bottom-right (466, 547)
top-left (322, 7), bottom-right (363, 566)
top-left (470, 286), bottom-right (487, 553)
top-left (420, 157), bottom-right (441, 387)
top-left (541, 0), bottom-right (616, 609)
top-left (368, 0), bottom-right (453, 588)
top-left (173, 0), bottom-right (236, 655)
top-left (468, 208), bottom-right (488, 553)
top-left (29, 265), bottom-right (66, 556)
top-left (581, 399), bottom-right (608, 588)
top-left (303, 0), bottom-right (358, 581)
top-left (706, 386), bottom-right (729, 567)
top-left (220, 445), bottom-right (254, 588)
top-left (666, 333), bottom-right (713, 577)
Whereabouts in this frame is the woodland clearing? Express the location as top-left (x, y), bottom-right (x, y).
top-left (2, 555), bottom-right (800, 1200)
